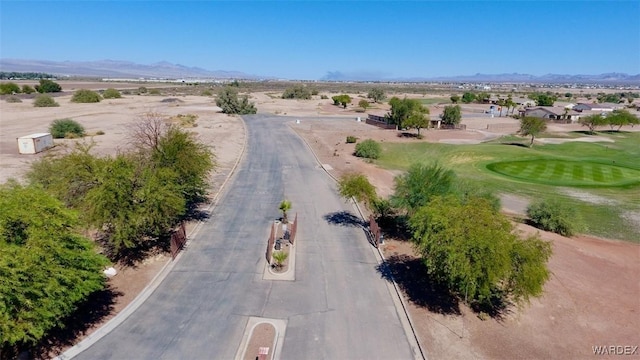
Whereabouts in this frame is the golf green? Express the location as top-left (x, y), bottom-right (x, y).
top-left (486, 160), bottom-right (640, 187)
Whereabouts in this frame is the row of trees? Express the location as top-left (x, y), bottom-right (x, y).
top-left (1, 79), bottom-right (62, 95)
top-left (579, 109), bottom-right (639, 133)
top-left (28, 113), bottom-right (215, 259)
top-left (338, 164), bottom-right (552, 310)
top-left (0, 72), bottom-right (55, 80)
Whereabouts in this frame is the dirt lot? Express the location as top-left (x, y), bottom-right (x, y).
top-left (2, 85), bottom-right (638, 358)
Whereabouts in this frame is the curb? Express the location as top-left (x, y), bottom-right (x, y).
top-left (56, 114), bottom-right (249, 360)
top-left (290, 119), bottom-right (426, 360)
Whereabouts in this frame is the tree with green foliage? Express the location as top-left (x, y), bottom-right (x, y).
top-left (71, 89), bottom-right (102, 103)
top-left (579, 114), bottom-right (608, 134)
top-left (282, 85), bottom-right (311, 99)
top-left (440, 104), bottom-right (462, 126)
top-left (102, 88), bottom-right (122, 99)
top-left (282, 84), bottom-right (311, 100)
top-left (410, 195), bottom-right (552, 309)
top-left (49, 118), bottom-right (85, 139)
top-left (85, 154), bottom-right (186, 254)
top-left (35, 79), bottom-right (62, 93)
top-left (527, 198), bottom-right (582, 237)
top-left (358, 99), bottom-right (370, 110)
top-left (461, 92), bottom-right (476, 103)
top-left (391, 163), bottom-right (455, 215)
top-left (354, 139), bottom-right (381, 159)
top-left (33, 94), bottom-right (59, 107)
top-left (0, 182), bottom-right (108, 356)
top-left (149, 125), bottom-right (215, 206)
top-left (216, 86), bottom-right (258, 115)
top-left (338, 173), bottom-right (378, 207)
top-left (21, 84), bottom-right (35, 94)
top-left (332, 94), bottom-right (352, 108)
top-left (0, 82), bottom-right (20, 95)
top-left (597, 93), bottom-right (621, 104)
top-left (386, 97), bottom-right (428, 130)
top-left (475, 92), bottom-right (490, 103)
top-left (529, 92), bottom-right (556, 106)
top-left (367, 88), bottom-right (385, 103)
top-left (279, 200), bottom-right (292, 223)
top-left (27, 142), bottom-right (104, 208)
top-left (404, 109), bottom-right (430, 136)
top-left (215, 87), bottom-right (257, 114)
top-left (518, 117), bottom-right (547, 147)
top-left (450, 94), bottom-right (460, 104)
top-left (607, 109), bottom-right (639, 130)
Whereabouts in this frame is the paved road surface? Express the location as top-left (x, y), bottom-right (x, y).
top-left (75, 115), bottom-right (413, 359)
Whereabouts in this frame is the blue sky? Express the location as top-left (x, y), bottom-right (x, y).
top-left (1, 1), bottom-right (638, 79)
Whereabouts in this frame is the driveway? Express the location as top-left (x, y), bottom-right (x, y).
top-left (74, 114), bottom-right (413, 359)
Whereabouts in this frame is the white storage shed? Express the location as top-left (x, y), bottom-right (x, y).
top-left (17, 133), bottom-right (54, 154)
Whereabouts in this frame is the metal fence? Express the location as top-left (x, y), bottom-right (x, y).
top-left (369, 215), bottom-right (380, 248)
top-left (266, 222), bottom-right (275, 264)
top-left (170, 222), bottom-right (187, 259)
top-left (289, 213), bottom-right (298, 245)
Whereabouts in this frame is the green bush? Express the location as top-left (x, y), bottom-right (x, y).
top-left (0, 82), bottom-right (21, 95)
top-left (346, 136), bottom-right (357, 144)
top-left (71, 89), bottom-right (101, 103)
top-left (102, 88), bottom-right (122, 99)
top-left (354, 139), bottom-right (381, 159)
top-left (282, 85), bottom-right (311, 99)
top-left (35, 79), bottom-right (62, 93)
top-left (33, 94), bottom-right (59, 107)
top-left (5, 96), bottom-right (22, 103)
top-left (138, 86), bottom-right (148, 94)
top-left (526, 199), bottom-right (581, 236)
top-left (49, 118), bottom-right (85, 139)
top-left (21, 85), bottom-right (35, 94)
top-left (149, 89), bottom-right (161, 95)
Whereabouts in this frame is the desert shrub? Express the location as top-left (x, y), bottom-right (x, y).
top-left (148, 89), bottom-right (161, 95)
top-left (0, 82), bottom-right (21, 95)
top-left (282, 85), bottom-right (311, 99)
top-left (102, 88), bottom-right (122, 99)
top-left (5, 96), bottom-right (22, 103)
top-left (96, 130), bottom-right (105, 135)
top-left (121, 90), bottom-right (132, 95)
top-left (35, 79), bottom-right (62, 93)
top-left (71, 89), bottom-right (101, 103)
top-left (33, 94), bottom-right (59, 107)
top-left (169, 114), bottom-right (198, 127)
top-left (354, 139), bottom-right (381, 159)
top-left (346, 136), bottom-right (357, 143)
top-left (201, 89), bottom-right (213, 96)
top-left (137, 86), bottom-right (148, 94)
top-left (21, 85), bottom-right (35, 94)
top-left (215, 87), bottom-right (257, 114)
top-left (320, 95), bottom-right (328, 99)
top-left (49, 118), bottom-right (85, 139)
top-left (527, 199), bottom-right (581, 236)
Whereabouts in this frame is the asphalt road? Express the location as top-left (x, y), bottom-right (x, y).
top-left (75, 114), bottom-right (413, 359)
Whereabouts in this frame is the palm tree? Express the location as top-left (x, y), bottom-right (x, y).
top-left (279, 200), bottom-right (292, 223)
top-left (272, 251), bottom-right (288, 270)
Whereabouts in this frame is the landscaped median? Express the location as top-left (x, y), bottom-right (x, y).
top-left (263, 215), bottom-right (298, 281)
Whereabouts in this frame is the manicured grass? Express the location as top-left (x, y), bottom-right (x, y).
top-left (486, 160), bottom-right (640, 187)
top-left (376, 132), bottom-right (640, 242)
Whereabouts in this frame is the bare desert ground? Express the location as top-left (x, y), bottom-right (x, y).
top-left (1, 84), bottom-right (638, 359)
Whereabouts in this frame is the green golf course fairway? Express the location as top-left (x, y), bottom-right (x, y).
top-left (486, 159), bottom-right (640, 187)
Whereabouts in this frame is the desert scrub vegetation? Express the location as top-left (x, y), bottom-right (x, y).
top-left (354, 139), bottom-right (382, 159)
top-left (49, 118), bottom-right (86, 139)
top-left (71, 89), bottom-right (102, 103)
top-left (216, 87), bottom-right (257, 114)
top-left (33, 94), bottom-right (59, 107)
top-left (281, 84), bottom-right (311, 99)
top-left (0, 82), bottom-right (20, 95)
top-left (5, 95), bottom-right (22, 103)
top-left (526, 199), bottom-right (582, 237)
top-left (346, 136), bottom-right (357, 144)
top-left (102, 88), bottom-right (122, 99)
top-left (169, 113), bottom-right (198, 127)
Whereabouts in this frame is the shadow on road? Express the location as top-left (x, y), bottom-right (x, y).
top-left (323, 211), bottom-right (366, 228)
top-left (31, 285), bottom-right (123, 359)
top-left (376, 254), bottom-right (461, 315)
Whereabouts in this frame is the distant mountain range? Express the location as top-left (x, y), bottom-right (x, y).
top-left (1, 59), bottom-right (638, 84)
top-left (322, 71), bottom-right (640, 84)
top-left (0, 59), bottom-right (262, 79)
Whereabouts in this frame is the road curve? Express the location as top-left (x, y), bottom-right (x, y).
top-left (74, 114), bottom-right (413, 359)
